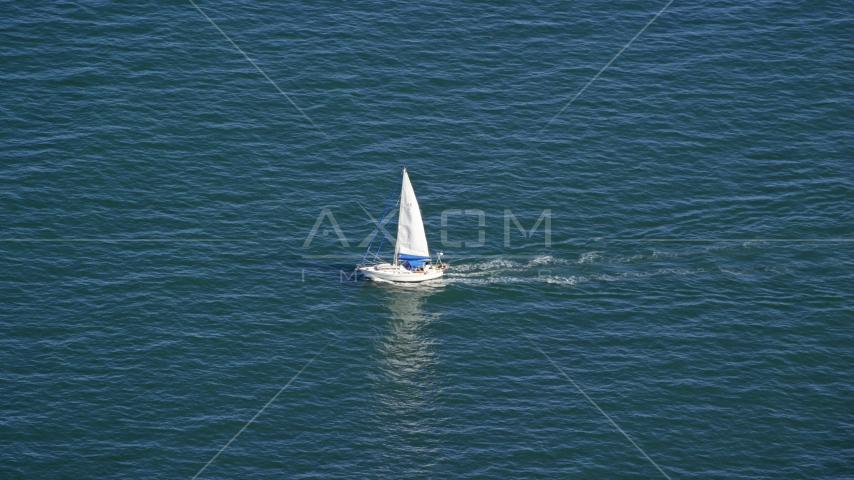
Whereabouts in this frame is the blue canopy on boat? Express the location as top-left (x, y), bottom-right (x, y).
top-left (398, 253), bottom-right (430, 261)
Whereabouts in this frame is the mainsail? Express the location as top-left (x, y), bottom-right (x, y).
top-left (394, 168), bottom-right (430, 263)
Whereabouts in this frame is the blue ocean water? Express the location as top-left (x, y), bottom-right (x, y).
top-left (1, 1), bottom-right (853, 478)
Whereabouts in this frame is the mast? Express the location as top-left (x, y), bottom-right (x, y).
top-left (393, 168), bottom-right (404, 265)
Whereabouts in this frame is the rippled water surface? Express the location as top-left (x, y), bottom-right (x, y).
top-left (2, 1), bottom-right (853, 478)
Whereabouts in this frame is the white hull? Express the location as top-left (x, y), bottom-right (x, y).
top-left (358, 264), bottom-right (444, 283)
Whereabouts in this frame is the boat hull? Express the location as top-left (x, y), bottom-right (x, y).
top-left (358, 264), bottom-right (444, 283)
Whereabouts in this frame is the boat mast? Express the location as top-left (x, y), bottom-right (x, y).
top-left (392, 167), bottom-right (405, 266)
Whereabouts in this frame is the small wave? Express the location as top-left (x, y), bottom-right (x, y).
top-left (541, 275), bottom-right (583, 286)
top-left (590, 268), bottom-right (699, 282)
top-left (529, 255), bottom-right (572, 266)
top-left (449, 258), bottom-right (523, 273)
top-left (578, 251), bottom-right (603, 264)
top-left (444, 274), bottom-right (582, 286)
top-left (718, 267), bottom-right (752, 276)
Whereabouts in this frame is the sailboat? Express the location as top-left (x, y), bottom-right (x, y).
top-left (357, 168), bottom-right (447, 283)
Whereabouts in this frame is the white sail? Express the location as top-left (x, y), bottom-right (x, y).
top-left (395, 168), bottom-right (430, 262)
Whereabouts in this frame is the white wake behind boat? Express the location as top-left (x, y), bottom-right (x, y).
top-left (357, 168), bottom-right (447, 283)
